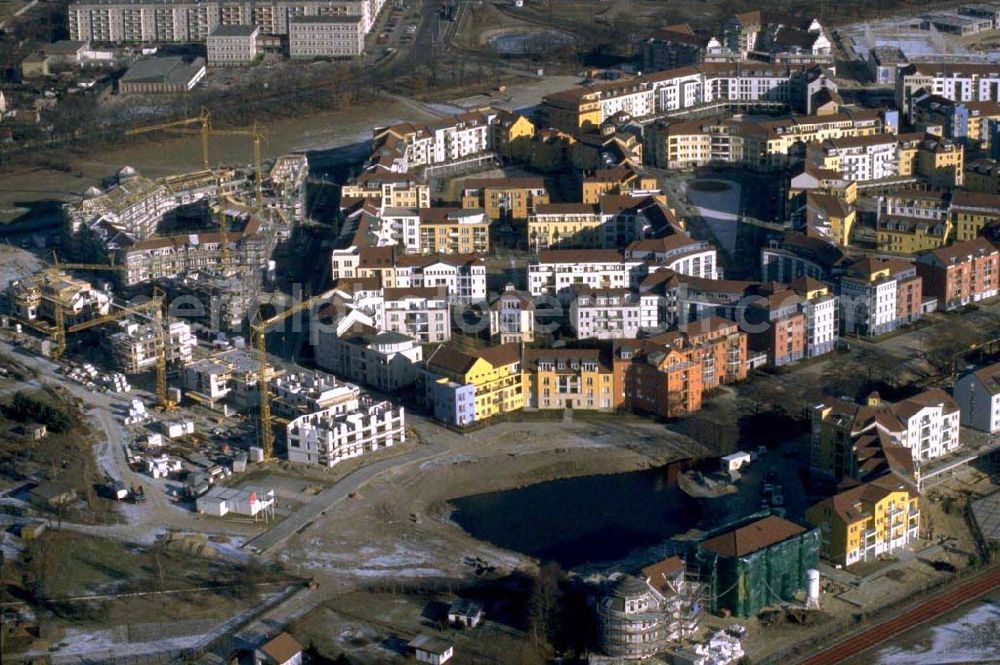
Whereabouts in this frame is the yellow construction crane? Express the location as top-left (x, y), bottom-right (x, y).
top-left (125, 108), bottom-right (212, 170)
top-left (32, 257), bottom-right (129, 359)
top-left (215, 169), bottom-right (230, 266)
top-left (250, 288), bottom-right (337, 460)
top-left (169, 122), bottom-right (268, 209)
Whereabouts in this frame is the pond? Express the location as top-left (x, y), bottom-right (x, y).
top-left (450, 466), bottom-right (700, 570)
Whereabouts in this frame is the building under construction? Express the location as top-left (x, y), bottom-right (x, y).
top-left (106, 318), bottom-right (197, 373)
top-left (694, 515), bottom-right (819, 618)
top-left (7, 271), bottom-right (112, 328)
top-left (163, 267), bottom-right (264, 332)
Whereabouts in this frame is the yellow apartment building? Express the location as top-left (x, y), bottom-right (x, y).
top-left (806, 476), bottom-right (920, 566)
top-left (581, 166), bottom-right (658, 204)
top-left (522, 348), bottom-right (621, 411)
top-left (417, 207), bottom-right (490, 255)
top-left (460, 177), bottom-right (549, 221)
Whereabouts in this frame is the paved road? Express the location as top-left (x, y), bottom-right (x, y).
top-left (243, 414), bottom-right (463, 553)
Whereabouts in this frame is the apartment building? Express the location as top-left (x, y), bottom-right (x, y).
top-left (206, 24), bottom-right (258, 66)
top-left (917, 135), bottom-right (965, 188)
top-left (614, 316), bottom-right (748, 418)
top-left (527, 249), bottom-right (644, 299)
top-left (7, 271), bottom-right (112, 327)
top-left (789, 276), bottom-right (838, 358)
top-left (581, 166), bottom-right (659, 204)
top-left (744, 288), bottom-right (807, 367)
top-left (876, 216), bottom-right (951, 254)
top-left (417, 207), bottom-right (489, 255)
top-left (340, 172), bottom-right (430, 209)
top-left (838, 257), bottom-right (922, 337)
top-left (965, 158), bottom-right (1000, 195)
top-left (954, 361), bottom-right (1000, 433)
top-left (423, 343), bottom-right (525, 427)
top-left (916, 237), bottom-right (999, 310)
top-left (381, 287), bottom-right (450, 343)
top-left (289, 15), bottom-right (364, 58)
top-left (896, 62), bottom-right (1000, 119)
top-left (68, 0), bottom-right (375, 44)
top-left (389, 253), bottom-right (487, 304)
top-left (117, 215), bottom-right (276, 287)
top-left (950, 190), bottom-right (1000, 240)
top-left (67, 170), bottom-right (174, 241)
top-left (649, 109), bottom-right (887, 172)
top-left (523, 348), bottom-right (620, 411)
top-left (811, 390), bottom-right (960, 483)
top-left (642, 23), bottom-right (713, 72)
top-left (806, 476), bottom-right (920, 566)
top-left (816, 133), bottom-right (898, 182)
top-left (802, 191), bottom-right (855, 247)
top-left (315, 325), bottom-right (423, 393)
top-left (626, 236), bottom-right (719, 280)
top-left (540, 62), bottom-right (804, 133)
top-left (569, 287), bottom-right (660, 340)
top-left (460, 177), bottom-right (549, 221)
top-left (286, 399), bottom-right (405, 467)
top-left (760, 231), bottom-right (850, 283)
top-left (488, 283), bottom-right (535, 344)
top-left (268, 371), bottom-right (361, 419)
top-left (371, 109), bottom-right (501, 171)
top-left (527, 203), bottom-right (602, 250)
top-left (107, 319), bottom-right (196, 373)
top-left (912, 95), bottom-right (1000, 148)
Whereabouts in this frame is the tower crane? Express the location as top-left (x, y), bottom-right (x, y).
top-left (167, 122), bottom-right (268, 209)
top-left (250, 288), bottom-right (338, 460)
top-left (124, 108), bottom-right (212, 170)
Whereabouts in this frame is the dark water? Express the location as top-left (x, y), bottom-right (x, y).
top-left (450, 467), bottom-right (700, 569)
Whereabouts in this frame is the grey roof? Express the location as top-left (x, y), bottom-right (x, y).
top-left (209, 24), bottom-right (259, 37)
top-left (121, 56), bottom-right (205, 85)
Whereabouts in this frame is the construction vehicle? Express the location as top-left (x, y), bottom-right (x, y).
top-left (250, 288), bottom-right (338, 460)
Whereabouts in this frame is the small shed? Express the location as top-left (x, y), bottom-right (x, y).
top-left (255, 632), bottom-right (302, 665)
top-left (29, 482), bottom-right (77, 509)
top-left (448, 598), bottom-right (484, 628)
top-left (409, 635), bottom-right (454, 664)
top-left (19, 523), bottom-right (46, 540)
top-left (26, 424), bottom-right (47, 440)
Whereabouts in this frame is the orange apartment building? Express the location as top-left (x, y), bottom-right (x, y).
top-left (745, 288), bottom-right (807, 367)
top-left (614, 316), bottom-right (748, 418)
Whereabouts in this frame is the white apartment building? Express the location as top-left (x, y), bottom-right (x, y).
top-left (380, 207), bottom-right (421, 252)
top-left (68, 0), bottom-right (375, 44)
top-left (315, 326), bottom-right (423, 392)
top-left (392, 254), bottom-right (487, 305)
top-left (489, 283), bottom-right (535, 344)
top-left (897, 62), bottom-right (1000, 118)
top-left (107, 319), bottom-right (196, 373)
top-left (206, 24), bottom-right (258, 66)
top-left (289, 15), bottom-right (365, 58)
top-left (789, 276), bottom-right (838, 358)
top-left (373, 110), bottom-right (500, 169)
top-left (819, 134), bottom-right (898, 182)
top-left (286, 399), bottom-right (405, 467)
top-left (569, 288), bottom-right (659, 340)
top-left (67, 170), bottom-right (175, 241)
top-left (881, 390), bottom-right (961, 462)
top-left (838, 270), bottom-right (897, 337)
top-left (528, 249), bottom-right (645, 299)
top-left (626, 236), bottom-right (720, 280)
top-left (953, 361), bottom-right (1000, 433)
top-left (382, 287), bottom-right (451, 343)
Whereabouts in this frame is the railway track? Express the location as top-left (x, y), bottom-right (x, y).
top-left (798, 566), bottom-right (1000, 665)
